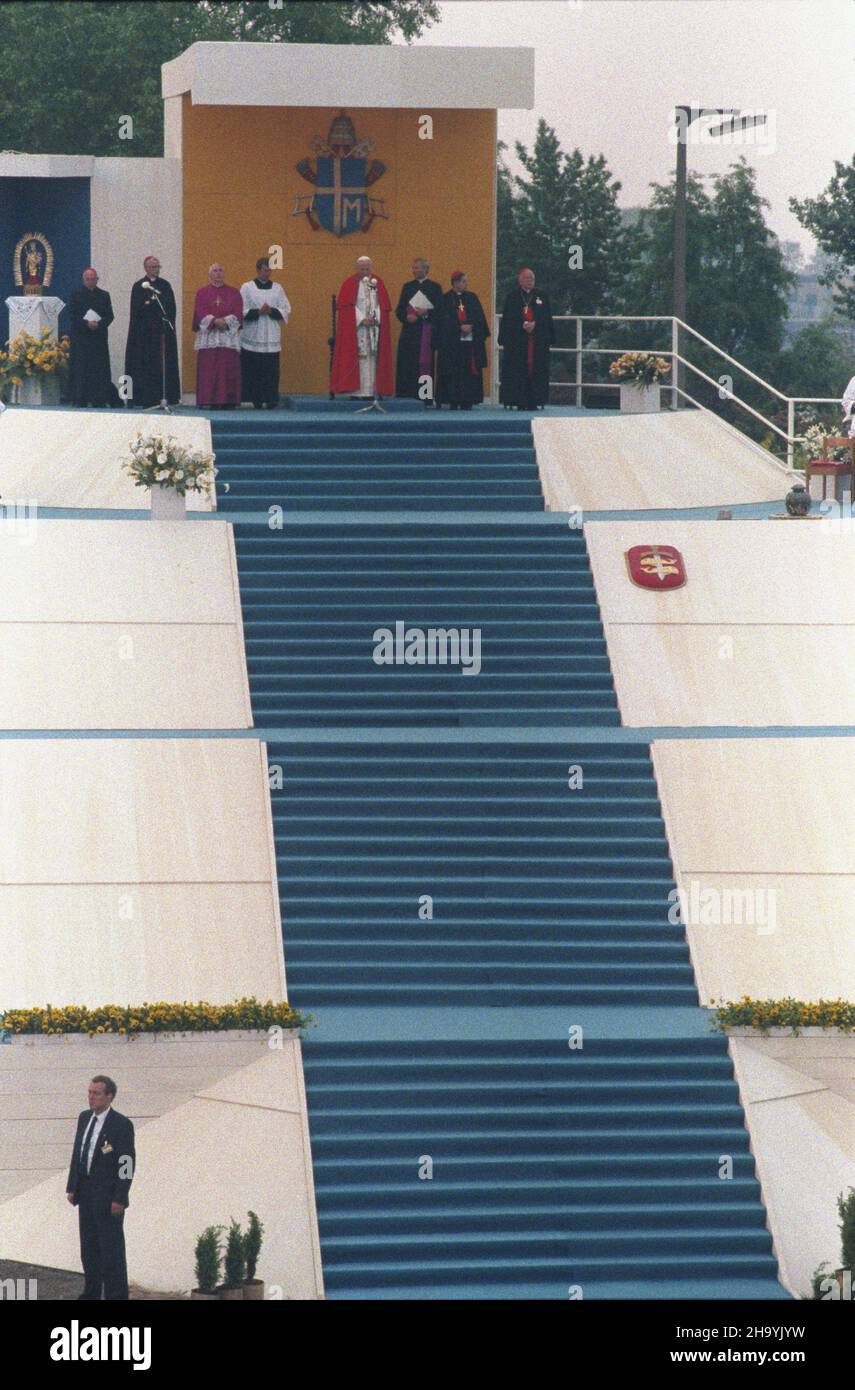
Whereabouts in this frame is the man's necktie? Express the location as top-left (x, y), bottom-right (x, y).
top-left (81, 1113), bottom-right (98, 1175)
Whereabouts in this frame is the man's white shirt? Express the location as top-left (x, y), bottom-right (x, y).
top-left (240, 281), bottom-right (291, 353)
top-left (82, 1105), bottom-right (112, 1174)
top-left (843, 375), bottom-right (855, 437)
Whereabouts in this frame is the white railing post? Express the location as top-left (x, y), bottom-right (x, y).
top-left (575, 317), bottom-right (583, 408)
top-left (787, 398), bottom-right (795, 471)
top-left (671, 316), bottom-right (679, 411)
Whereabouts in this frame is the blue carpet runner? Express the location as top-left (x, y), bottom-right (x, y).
top-left (213, 412), bottom-right (543, 511)
top-left (217, 411), bottom-right (786, 1299)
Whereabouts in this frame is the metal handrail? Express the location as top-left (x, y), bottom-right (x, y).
top-left (492, 312), bottom-right (845, 466)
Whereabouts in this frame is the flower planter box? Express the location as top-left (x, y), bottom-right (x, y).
top-left (190, 1289), bottom-right (219, 1301)
top-left (242, 1279), bottom-right (265, 1301)
top-left (721, 1026), bottom-right (850, 1037)
top-left (150, 486), bottom-right (187, 520)
top-left (16, 374), bottom-right (61, 407)
top-left (219, 1286), bottom-right (245, 1301)
top-left (6, 1030), bottom-right (274, 1046)
top-left (619, 383), bottom-right (660, 414)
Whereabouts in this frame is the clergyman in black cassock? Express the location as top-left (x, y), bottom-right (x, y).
top-left (498, 268), bottom-right (555, 409)
top-left (68, 269), bottom-right (114, 407)
top-left (124, 255), bottom-right (181, 406)
top-left (394, 259), bottom-right (443, 401)
top-left (66, 1076), bottom-right (135, 1301)
top-left (436, 271), bottom-right (490, 409)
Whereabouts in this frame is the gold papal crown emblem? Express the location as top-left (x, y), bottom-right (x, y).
top-left (14, 232), bottom-right (55, 296)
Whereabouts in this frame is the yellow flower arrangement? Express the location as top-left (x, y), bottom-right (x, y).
top-left (712, 997), bottom-right (855, 1037)
top-left (0, 328), bottom-right (70, 401)
top-left (609, 351), bottom-right (671, 388)
top-left (0, 997), bottom-right (314, 1036)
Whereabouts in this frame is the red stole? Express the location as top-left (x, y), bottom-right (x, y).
top-left (523, 296), bottom-right (535, 377)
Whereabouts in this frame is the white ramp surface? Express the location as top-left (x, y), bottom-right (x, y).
top-left (0, 520), bottom-right (250, 728)
top-left (0, 409), bottom-right (214, 510)
top-left (0, 738), bottom-right (286, 1011)
top-left (730, 1038), bottom-right (855, 1300)
top-left (653, 738), bottom-right (855, 1005)
top-left (586, 520), bottom-right (855, 726)
top-left (535, 410), bottom-right (791, 512)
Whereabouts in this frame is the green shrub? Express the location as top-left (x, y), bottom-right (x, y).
top-left (244, 1210), bottom-right (264, 1282)
top-left (194, 1226), bottom-right (222, 1294)
top-left (223, 1219), bottom-right (246, 1290)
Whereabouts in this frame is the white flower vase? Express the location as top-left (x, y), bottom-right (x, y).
top-left (150, 485), bottom-right (187, 520)
top-left (620, 383), bottom-right (660, 414)
top-left (18, 374), bottom-right (60, 406)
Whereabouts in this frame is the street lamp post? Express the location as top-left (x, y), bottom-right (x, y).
top-left (671, 106), bottom-right (766, 408)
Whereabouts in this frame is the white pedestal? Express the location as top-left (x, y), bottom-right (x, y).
top-left (620, 383), bottom-right (660, 414)
top-left (150, 486), bottom-right (187, 520)
top-left (17, 375), bottom-right (61, 406)
top-left (5, 295), bottom-right (65, 345)
top-left (808, 472), bottom-right (852, 506)
top-left (5, 297), bottom-right (66, 406)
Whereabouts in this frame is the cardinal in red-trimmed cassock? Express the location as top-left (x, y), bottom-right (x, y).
top-left (330, 256), bottom-right (394, 398)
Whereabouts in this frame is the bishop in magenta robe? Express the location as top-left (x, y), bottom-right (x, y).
top-left (192, 265), bottom-right (243, 408)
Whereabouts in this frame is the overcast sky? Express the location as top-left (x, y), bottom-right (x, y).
top-left (415, 0), bottom-right (855, 256)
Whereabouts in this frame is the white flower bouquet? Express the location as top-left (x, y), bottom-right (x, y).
top-left (124, 433), bottom-right (217, 497)
top-left (799, 422), bottom-right (852, 464)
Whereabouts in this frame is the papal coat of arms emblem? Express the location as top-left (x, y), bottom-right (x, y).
top-left (292, 112), bottom-right (389, 236)
top-left (13, 232), bottom-right (55, 296)
top-left (625, 545), bottom-right (687, 590)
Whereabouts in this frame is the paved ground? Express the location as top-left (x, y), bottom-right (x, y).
top-left (0, 1260), bottom-right (186, 1300)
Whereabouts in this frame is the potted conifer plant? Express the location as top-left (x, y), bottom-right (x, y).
top-left (219, 1218), bottom-right (247, 1300)
top-left (835, 1188), bottom-right (855, 1299)
top-left (807, 1188), bottom-right (855, 1299)
top-left (191, 1225), bottom-right (222, 1301)
top-left (242, 1210), bottom-right (265, 1300)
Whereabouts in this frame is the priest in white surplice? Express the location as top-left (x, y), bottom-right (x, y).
top-left (843, 373), bottom-right (855, 437)
top-left (330, 256), bottom-right (394, 398)
top-left (240, 257), bottom-right (291, 408)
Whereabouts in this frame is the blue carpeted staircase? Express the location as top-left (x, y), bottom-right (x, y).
top-left (266, 740), bottom-right (784, 1299)
top-left (216, 408), bottom-right (785, 1300)
top-left (213, 412), bottom-right (543, 511)
top-left (234, 522), bottom-right (619, 726)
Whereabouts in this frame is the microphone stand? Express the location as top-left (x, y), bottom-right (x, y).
top-left (143, 284), bottom-right (176, 414)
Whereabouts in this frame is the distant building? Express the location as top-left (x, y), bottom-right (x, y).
top-left (781, 241), bottom-right (855, 348)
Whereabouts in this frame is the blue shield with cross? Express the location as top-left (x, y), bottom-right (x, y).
top-left (315, 156), bottom-right (368, 237)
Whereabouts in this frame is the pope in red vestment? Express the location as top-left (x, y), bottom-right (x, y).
top-left (330, 259), bottom-right (394, 397)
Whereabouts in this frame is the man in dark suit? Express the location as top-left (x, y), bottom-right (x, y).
top-left (66, 1075), bottom-right (135, 1300)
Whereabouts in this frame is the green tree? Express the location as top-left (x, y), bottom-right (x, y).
top-left (775, 319), bottom-right (852, 402)
top-left (497, 118), bottom-right (626, 316)
top-left (703, 159), bottom-right (795, 367)
top-left (0, 1), bottom-right (439, 158)
top-left (791, 156), bottom-right (855, 320)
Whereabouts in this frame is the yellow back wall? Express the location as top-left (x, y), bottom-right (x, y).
top-left (181, 98), bottom-right (497, 396)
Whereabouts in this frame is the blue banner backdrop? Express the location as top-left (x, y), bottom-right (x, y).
top-left (0, 176), bottom-right (91, 348)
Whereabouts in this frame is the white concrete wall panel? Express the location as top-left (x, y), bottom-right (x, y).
top-left (162, 40), bottom-right (535, 110)
top-left (730, 1038), bottom-right (855, 1300)
top-left (586, 520), bottom-right (855, 625)
top-left (0, 739), bottom-right (273, 885)
top-left (0, 411), bottom-right (212, 511)
top-left (89, 157), bottom-right (183, 389)
top-left (0, 522), bottom-right (248, 728)
top-left (653, 739), bottom-right (855, 1005)
top-left (535, 412), bottom-right (791, 512)
top-left (585, 521), bottom-right (855, 726)
top-left (0, 884), bottom-right (283, 1013)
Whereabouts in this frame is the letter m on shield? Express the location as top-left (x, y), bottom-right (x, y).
top-left (315, 156), bottom-right (367, 236)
